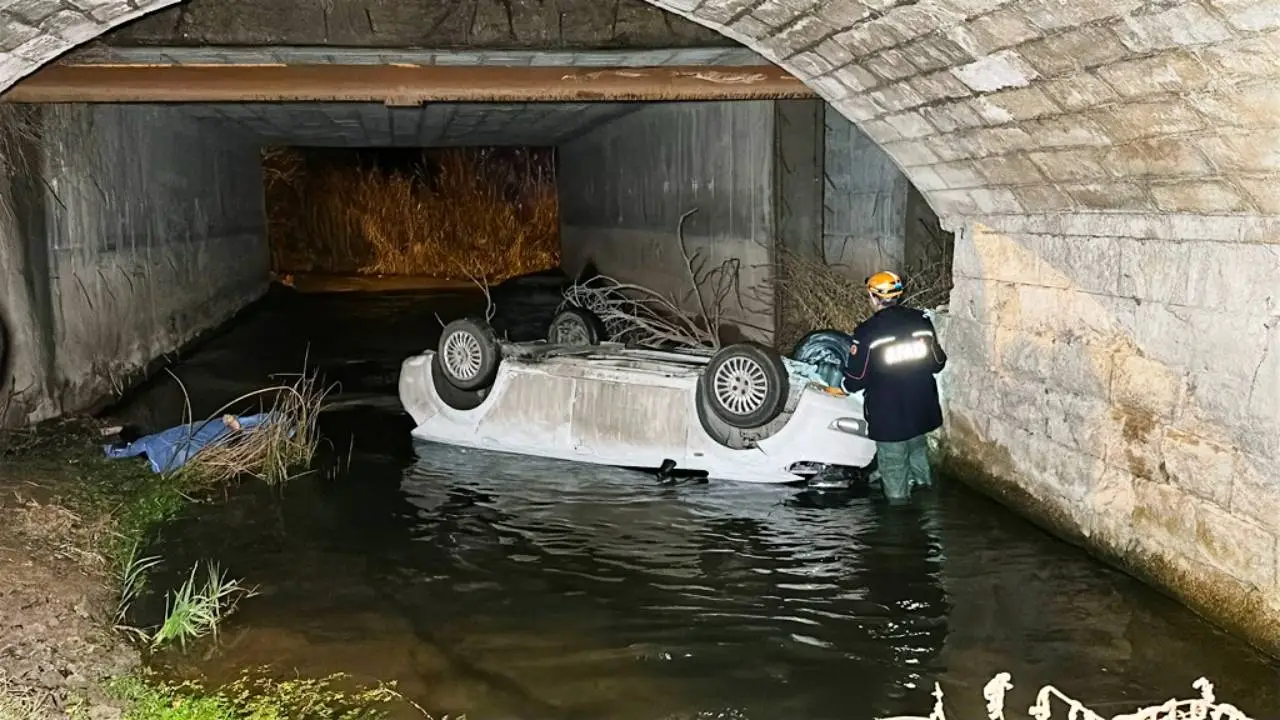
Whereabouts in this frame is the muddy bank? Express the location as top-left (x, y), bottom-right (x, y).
top-left (0, 421), bottom-right (143, 718)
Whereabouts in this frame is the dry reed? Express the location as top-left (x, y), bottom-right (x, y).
top-left (169, 369), bottom-right (329, 490)
top-left (264, 147), bottom-right (559, 282)
top-left (773, 248), bottom-right (954, 352)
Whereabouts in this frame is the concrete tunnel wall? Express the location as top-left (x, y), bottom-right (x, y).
top-left (558, 100), bottom-right (787, 344)
top-left (4, 0), bottom-right (1280, 659)
top-left (0, 104), bottom-right (267, 424)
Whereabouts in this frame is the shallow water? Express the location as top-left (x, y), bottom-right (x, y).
top-left (111, 289), bottom-right (1280, 720)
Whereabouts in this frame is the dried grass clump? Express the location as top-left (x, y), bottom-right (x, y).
top-left (169, 370), bottom-right (329, 490)
top-left (264, 147), bottom-right (559, 282)
top-left (774, 248), bottom-right (954, 352)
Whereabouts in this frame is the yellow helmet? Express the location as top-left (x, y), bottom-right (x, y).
top-left (865, 270), bottom-right (904, 300)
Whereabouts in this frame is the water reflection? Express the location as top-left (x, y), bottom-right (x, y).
top-left (113, 291), bottom-right (1279, 720)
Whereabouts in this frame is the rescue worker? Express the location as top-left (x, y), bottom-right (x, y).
top-left (842, 270), bottom-right (947, 504)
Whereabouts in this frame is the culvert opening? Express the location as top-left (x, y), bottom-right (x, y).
top-left (262, 146), bottom-right (560, 283)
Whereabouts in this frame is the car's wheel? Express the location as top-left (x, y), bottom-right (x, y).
top-left (697, 341), bottom-right (789, 429)
top-left (431, 353), bottom-right (490, 410)
top-left (437, 317), bottom-right (501, 391)
top-left (547, 306), bottom-right (607, 346)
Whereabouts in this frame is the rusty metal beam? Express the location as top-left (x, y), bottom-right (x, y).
top-left (0, 64), bottom-right (814, 103)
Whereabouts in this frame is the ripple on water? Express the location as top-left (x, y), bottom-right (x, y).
top-left (154, 432), bottom-right (1280, 720)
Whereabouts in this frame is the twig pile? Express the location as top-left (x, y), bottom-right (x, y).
top-left (559, 209), bottom-right (745, 351)
top-left (774, 249), bottom-right (953, 352)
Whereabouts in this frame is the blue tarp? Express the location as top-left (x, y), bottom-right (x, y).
top-left (790, 330), bottom-right (853, 389)
top-left (103, 412), bottom-right (281, 474)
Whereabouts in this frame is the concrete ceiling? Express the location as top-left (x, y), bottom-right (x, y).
top-left (187, 102), bottom-right (644, 146)
top-left (78, 46), bottom-right (769, 147)
top-left (64, 46), bottom-right (772, 68)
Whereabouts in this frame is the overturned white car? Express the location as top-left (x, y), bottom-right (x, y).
top-left (397, 310), bottom-right (877, 484)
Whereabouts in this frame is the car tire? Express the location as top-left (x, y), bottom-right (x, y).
top-left (437, 317), bottom-right (501, 391)
top-left (431, 353), bottom-right (490, 411)
top-left (697, 341), bottom-right (789, 429)
top-left (547, 306), bottom-right (607, 346)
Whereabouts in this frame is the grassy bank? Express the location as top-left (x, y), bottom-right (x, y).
top-left (263, 146), bottom-right (559, 282)
top-left (0, 374), bottom-right (429, 719)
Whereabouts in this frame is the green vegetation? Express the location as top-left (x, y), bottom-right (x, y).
top-left (0, 371), bottom-right (387, 720)
top-left (101, 669), bottom-right (428, 720)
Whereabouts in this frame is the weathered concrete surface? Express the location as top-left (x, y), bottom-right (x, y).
top-left (0, 105), bottom-right (266, 424)
top-left (823, 106), bottom-right (910, 279)
top-left (3, 0), bottom-right (1280, 657)
top-left (558, 101), bottom-right (781, 344)
top-left (92, 0), bottom-right (734, 49)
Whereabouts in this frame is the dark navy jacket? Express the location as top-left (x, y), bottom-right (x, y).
top-left (842, 305), bottom-right (947, 443)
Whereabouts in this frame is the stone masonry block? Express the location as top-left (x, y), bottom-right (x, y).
top-left (882, 109), bottom-right (934, 139)
top-left (977, 86), bottom-right (1061, 122)
top-left (1021, 0), bottom-right (1143, 33)
top-left (1133, 480), bottom-right (1199, 552)
top-left (1113, 352), bottom-right (1182, 421)
top-left (1021, 232), bottom-right (1123, 294)
top-left (752, 0), bottom-right (822, 29)
top-left (929, 160), bottom-right (985, 188)
top-left (960, 125), bottom-right (1037, 155)
top-left (976, 153), bottom-right (1046, 185)
top-left (818, 0), bottom-right (875, 27)
top-left (952, 6), bottom-right (1039, 56)
top-left (13, 33), bottom-right (68, 63)
top-left (1196, 501), bottom-right (1277, 590)
top-left (920, 102), bottom-right (984, 134)
top-left (1000, 333), bottom-right (1112, 400)
top-left (1231, 451), bottom-right (1280, 533)
top-left (1182, 243), bottom-right (1280, 315)
top-left (951, 49), bottom-right (1039, 92)
top-left (1209, 0), bottom-right (1280, 33)
top-left (787, 50), bottom-right (836, 79)
top-left (0, 17), bottom-right (41, 52)
top-left (910, 71), bottom-right (972, 103)
top-left (1101, 138), bottom-right (1215, 178)
top-left (1017, 24), bottom-right (1132, 77)
top-left (965, 186), bottom-right (1023, 213)
top-left (880, 4), bottom-right (962, 44)
top-left (69, 0), bottom-right (130, 23)
top-left (1187, 82), bottom-right (1280, 129)
top-left (1038, 73), bottom-right (1121, 112)
top-left (1195, 29), bottom-right (1280, 82)
top-left (898, 35), bottom-right (975, 74)
top-left (8, 0), bottom-right (66, 24)
top-left (816, 37), bottom-right (857, 67)
top-left (1090, 99), bottom-right (1206, 143)
top-left (926, 134), bottom-right (979, 162)
top-left (833, 18), bottom-right (907, 57)
top-left (1044, 389), bottom-right (1111, 459)
top-left (1096, 51), bottom-right (1214, 99)
top-left (807, 72), bottom-right (855, 101)
top-left (727, 13), bottom-right (773, 39)
top-left (868, 81), bottom-right (927, 113)
top-left (861, 117), bottom-right (905, 143)
top-left (1236, 177), bottom-right (1280, 213)
top-left (1022, 114), bottom-right (1113, 147)
top-left (771, 14), bottom-right (843, 54)
top-left (833, 63), bottom-right (882, 92)
top-left (1116, 237), bottom-right (1194, 305)
top-left (693, 0), bottom-right (758, 25)
top-left (880, 139), bottom-right (940, 167)
top-left (936, 0), bottom-right (1016, 19)
top-left (1027, 148), bottom-right (1109, 182)
top-left (1010, 184), bottom-right (1076, 211)
top-left (863, 47), bottom-right (920, 82)
top-left (1112, 3), bottom-right (1236, 54)
top-left (1161, 429), bottom-right (1236, 507)
top-left (1063, 182), bottom-right (1152, 210)
top-left (1150, 180), bottom-right (1251, 213)
top-left (830, 94), bottom-right (885, 122)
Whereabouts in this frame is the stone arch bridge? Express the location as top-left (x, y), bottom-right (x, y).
top-left (1, 0), bottom-right (1278, 657)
